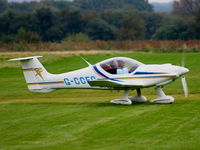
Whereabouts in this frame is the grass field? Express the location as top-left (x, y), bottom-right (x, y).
top-left (0, 52), bottom-right (200, 150)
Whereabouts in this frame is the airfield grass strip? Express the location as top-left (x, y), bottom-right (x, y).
top-left (0, 52), bottom-right (199, 150)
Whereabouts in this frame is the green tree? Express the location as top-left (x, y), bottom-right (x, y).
top-left (152, 18), bottom-right (192, 40)
top-left (188, 8), bottom-right (200, 39)
top-left (41, 0), bottom-right (72, 10)
top-left (101, 9), bottom-right (134, 28)
top-left (81, 10), bottom-right (99, 23)
top-left (35, 8), bottom-right (56, 41)
top-left (172, 0), bottom-right (200, 17)
top-left (123, 0), bottom-right (152, 11)
top-left (140, 12), bottom-right (164, 39)
top-left (9, 1), bottom-right (40, 12)
top-left (118, 15), bottom-right (146, 40)
top-left (58, 9), bottom-right (84, 36)
top-left (85, 18), bottom-right (116, 40)
top-left (0, 10), bottom-right (17, 34)
top-left (44, 25), bottom-right (63, 42)
top-left (74, 0), bottom-right (121, 11)
top-left (0, 0), bottom-right (8, 13)
top-left (74, 0), bottom-right (152, 12)
top-left (16, 27), bottom-right (41, 43)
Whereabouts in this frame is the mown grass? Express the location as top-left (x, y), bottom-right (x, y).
top-left (0, 52), bottom-right (200, 150)
top-left (0, 100), bottom-right (200, 150)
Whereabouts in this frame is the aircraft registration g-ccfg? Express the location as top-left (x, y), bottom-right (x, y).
top-left (9, 56), bottom-right (189, 105)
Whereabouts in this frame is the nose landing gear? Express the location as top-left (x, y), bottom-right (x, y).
top-left (150, 87), bottom-right (174, 104)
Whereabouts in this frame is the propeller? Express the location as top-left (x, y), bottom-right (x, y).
top-left (181, 75), bottom-right (188, 97)
top-left (181, 54), bottom-right (185, 67)
top-left (180, 54), bottom-right (188, 97)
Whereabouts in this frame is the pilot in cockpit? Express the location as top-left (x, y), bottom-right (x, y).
top-left (101, 59), bottom-right (129, 75)
top-left (100, 57), bottom-right (141, 75)
top-left (116, 60), bottom-right (128, 75)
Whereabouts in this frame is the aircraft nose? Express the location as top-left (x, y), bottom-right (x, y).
top-left (182, 67), bottom-right (189, 74)
top-left (176, 66), bottom-right (189, 76)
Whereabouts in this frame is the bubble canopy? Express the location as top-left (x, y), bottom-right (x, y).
top-left (98, 57), bottom-right (144, 75)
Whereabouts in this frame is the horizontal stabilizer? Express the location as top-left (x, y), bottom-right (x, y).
top-left (8, 56), bottom-right (43, 62)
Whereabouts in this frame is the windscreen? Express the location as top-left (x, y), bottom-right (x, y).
top-left (100, 57), bottom-right (143, 75)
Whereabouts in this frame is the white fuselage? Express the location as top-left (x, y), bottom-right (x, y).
top-left (28, 63), bottom-right (183, 92)
top-left (9, 56), bottom-right (189, 94)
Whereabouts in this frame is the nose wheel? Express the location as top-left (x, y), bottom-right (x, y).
top-left (150, 87), bottom-right (174, 104)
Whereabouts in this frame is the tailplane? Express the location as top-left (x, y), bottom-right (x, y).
top-left (9, 56), bottom-right (54, 93)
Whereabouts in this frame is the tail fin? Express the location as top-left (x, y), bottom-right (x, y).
top-left (9, 56), bottom-right (54, 93)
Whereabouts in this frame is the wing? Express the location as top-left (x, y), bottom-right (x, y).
top-left (88, 80), bottom-right (144, 90)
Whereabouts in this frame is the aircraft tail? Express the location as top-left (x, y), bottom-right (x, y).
top-left (9, 56), bottom-right (54, 93)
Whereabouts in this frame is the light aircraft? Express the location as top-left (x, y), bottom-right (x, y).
top-left (9, 56), bottom-right (189, 105)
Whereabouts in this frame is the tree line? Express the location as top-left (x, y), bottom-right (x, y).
top-left (0, 0), bottom-right (200, 43)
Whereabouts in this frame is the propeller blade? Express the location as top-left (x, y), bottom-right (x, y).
top-left (181, 75), bottom-right (188, 97)
top-left (181, 55), bottom-right (185, 67)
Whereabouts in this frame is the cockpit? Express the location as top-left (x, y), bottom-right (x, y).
top-left (99, 57), bottom-right (143, 75)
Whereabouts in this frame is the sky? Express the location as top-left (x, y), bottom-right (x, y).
top-left (149, 0), bottom-right (177, 3)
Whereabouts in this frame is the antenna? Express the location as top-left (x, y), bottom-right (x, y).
top-left (81, 57), bottom-right (92, 66)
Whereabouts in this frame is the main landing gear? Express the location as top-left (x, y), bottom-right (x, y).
top-left (110, 90), bottom-right (132, 105)
top-left (129, 89), bottom-right (147, 103)
top-left (111, 87), bottom-right (174, 105)
top-left (110, 89), bottom-right (147, 105)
